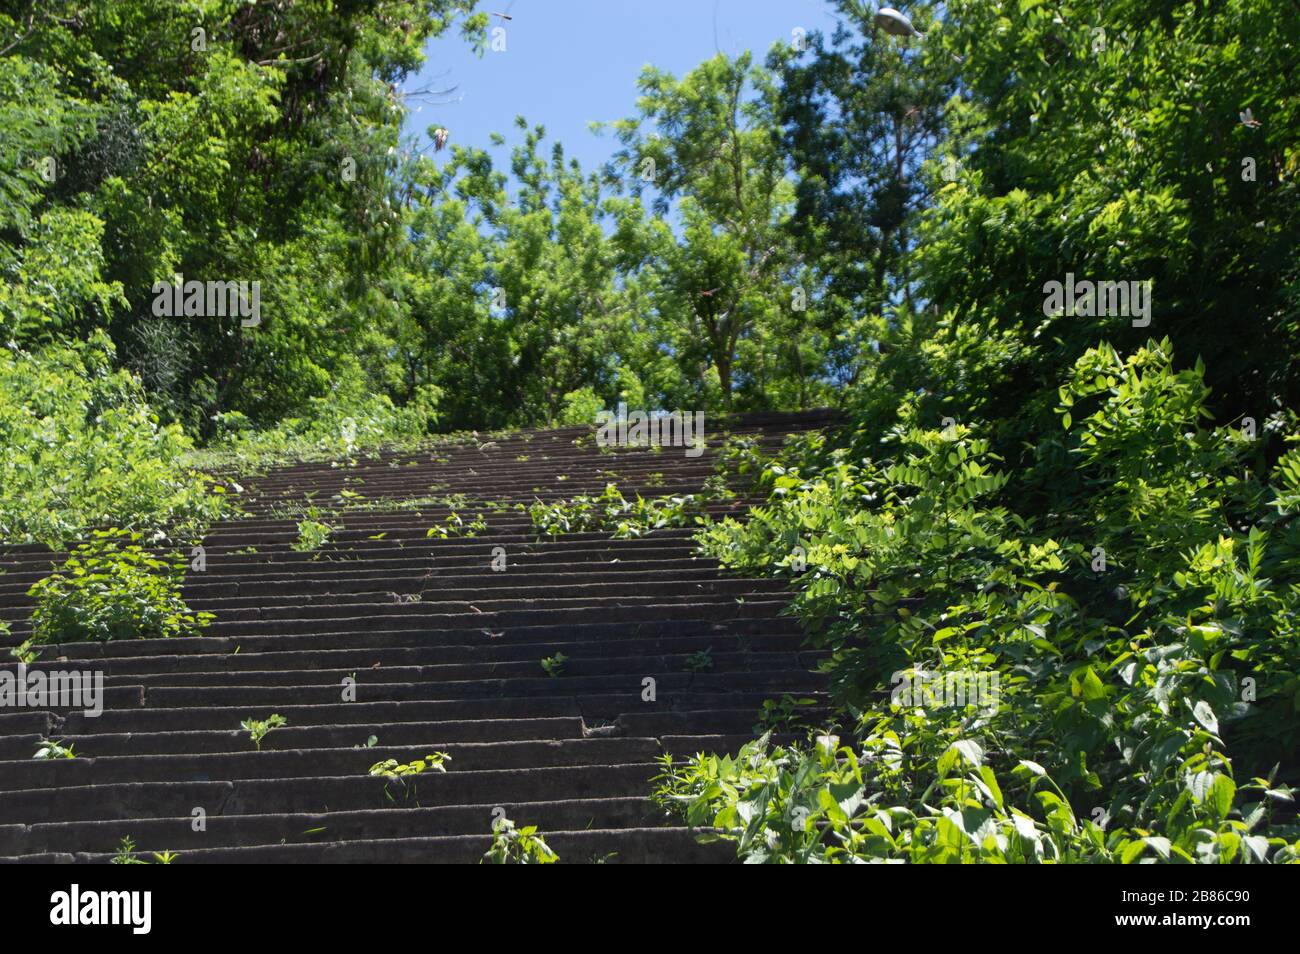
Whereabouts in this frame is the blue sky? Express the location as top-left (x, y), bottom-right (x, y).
top-left (400, 0), bottom-right (844, 174)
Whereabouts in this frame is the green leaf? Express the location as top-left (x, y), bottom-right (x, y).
top-left (1209, 774), bottom-right (1236, 818)
top-left (950, 739), bottom-right (984, 769)
top-left (1119, 839), bottom-right (1147, 864)
top-left (1190, 699), bottom-right (1219, 735)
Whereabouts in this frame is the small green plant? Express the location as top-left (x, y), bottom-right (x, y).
top-left (540, 652), bottom-right (568, 677)
top-left (9, 633), bottom-right (39, 664)
top-left (111, 837), bottom-right (146, 864)
top-left (369, 752), bottom-right (450, 805)
top-left (426, 510), bottom-right (488, 539)
top-left (33, 738), bottom-right (76, 760)
top-left (27, 531), bottom-right (213, 644)
top-left (242, 714), bottom-right (287, 750)
top-left (481, 817), bottom-right (558, 864)
top-left (10, 641), bottom-right (39, 664)
top-left (684, 646), bottom-right (714, 673)
top-left (529, 483), bottom-right (703, 539)
top-left (292, 515), bottom-right (335, 552)
top-left (368, 752), bottom-right (450, 779)
top-left (110, 837), bottom-right (176, 864)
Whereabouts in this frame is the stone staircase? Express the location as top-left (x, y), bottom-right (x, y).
top-left (0, 410), bottom-right (834, 863)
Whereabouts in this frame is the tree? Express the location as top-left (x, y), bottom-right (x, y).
top-left (769, 0), bottom-right (956, 389)
top-left (907, 0), bottom-right (1300, 455)
top-left (401, 119), bottom-right (634, 429)
top-left (0, 0), bottom-right (487, 433)
top-left (605, 53), bottom-right (812, 412)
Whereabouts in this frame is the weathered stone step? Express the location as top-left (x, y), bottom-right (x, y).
top-left (0, 737), bottom-right (678, 791)
top-left (41, 689), bottom-right (827, 740)
top-left (0, 411), bottom-right (832, 861)
top-left (0, 762), bottom-right (665, 822)
top-left (0, 715), bottom-right (586, 760)
top-left (84, 650), bottom-right (814, 688)
top-left (4, 615), bottom-right (800, 656)
top-left (20, 631), bottom-right (804, 676)
top-left (199, 598), bottom-right (792, 637)
top-left (0, 796), bottom-right (662, 855)
top-left (3, 825), bottom-right (735, 864)
top-left (116, 667), bottom-right (822, 708)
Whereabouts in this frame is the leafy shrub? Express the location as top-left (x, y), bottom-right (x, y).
top-left (684, 647), bottom-right (714, 673)
top-left (556, 387), bottom-right (604, 426)
top-left (0, 334), bottom-right (227, 548)
top-left (292, 517), bottom-right (335, 552)
top-left (197, 382), bottom-right (442, 470)
top-left (656, 733), bottom-right (1300, 864)
top-left (481, 817), bottom-right (558, 864)
top-left (28, 531), bottom-right (212, 644)
top-left (754, 695), bottom-right (818, 733)
top-left (679, 340), bottom-right (1300, 863)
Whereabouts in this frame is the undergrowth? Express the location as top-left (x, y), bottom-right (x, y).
top-left (654, 340), bottom-right (1300, 863)
top-left (28, 531), bottom-right (212, 644)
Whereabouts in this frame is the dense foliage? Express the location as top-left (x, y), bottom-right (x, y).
top-left (1, 0), bottom-right (485, 437)
top-left (6, 1), bottom-right (1296, 440)
top-left (647, 0), bottom-right (1300, 864)
top-left (4, 0), bottom-right (1298, 864)
top-left (28, 531), bottom-right (212, 643)
top-left (665, 338), bottom-right (1300, 862)
top-left (0, 332), bottom-right (226, 547)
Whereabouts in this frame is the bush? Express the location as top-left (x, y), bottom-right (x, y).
top-left (28, 531), bottom-right (212, 644)
top-left (0, 334), bottom-right (227, 548)
top-left (556, 387), bottom-right (605, 426)
top-left (656, 732), bottom-right (1300, 864)
top-left (196, 381), bottom-right (442, 470)
top-left (292, 517), bottom-right (335, 552)
top-left (681, 340), bottom-right (1300, 863)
